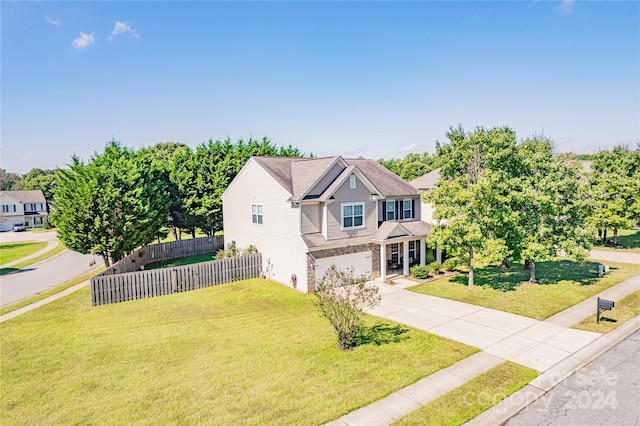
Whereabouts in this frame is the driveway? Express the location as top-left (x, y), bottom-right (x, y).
top-left (589, 249), bottom-right (640, 265)
top-left (369, 282), bottom-right (601, 372)
top-left (0, 231), bottom-right (102, 307)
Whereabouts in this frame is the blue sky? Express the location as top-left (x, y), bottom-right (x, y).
top-left (2, 1), bottom-right (638, 174)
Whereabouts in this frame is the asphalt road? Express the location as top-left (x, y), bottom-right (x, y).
top-left (505, 330), bottom-right (640, 426)
top-left (0, 231), bottom-right (101, 306)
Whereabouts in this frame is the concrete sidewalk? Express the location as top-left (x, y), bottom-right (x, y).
top-left (589, 249), bottom-right (640, 265)
top-left (326, 276), bottom-right (640, 425)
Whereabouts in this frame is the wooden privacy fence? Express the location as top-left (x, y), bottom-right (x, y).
top-left (91, 253), bottom-right (262, 306)
top-left (98, 236), bottom-right (224, 276)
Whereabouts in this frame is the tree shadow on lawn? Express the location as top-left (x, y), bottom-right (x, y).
top-left (354, 323), bottom-right (410, 347)
top-left (449, 259), bottom-right (603, 292)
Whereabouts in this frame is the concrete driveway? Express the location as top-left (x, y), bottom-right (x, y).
top-left (0, 230), bottom-right (102, 307)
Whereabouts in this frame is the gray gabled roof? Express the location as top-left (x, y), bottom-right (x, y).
top-left (0, 190), bottom-right (46, 203)
top-left (251, 156), bottom-right (420, 201)
top-left (409, 168), bottom-right (441, 190)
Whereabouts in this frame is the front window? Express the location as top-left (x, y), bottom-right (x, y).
top-left (386, 201), bottom-right (395, 221)
top-left (342, 203), bottom-right (364, 229)
top-left (391, 243), bottom-right (399, 264)
top-left (403, 199), bottom-right (412, 219)
top-left (251, 204), bottom-right (263, 224)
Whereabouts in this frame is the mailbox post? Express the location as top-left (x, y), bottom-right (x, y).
top-left (597, 297), bottom-right (614, 324)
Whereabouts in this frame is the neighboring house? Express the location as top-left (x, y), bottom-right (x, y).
top-left (409, 168), bottom-right (444, 263)
top-left (0, 190), bottom-right (48, 232)
top-left (223, 156), bottom-right (433, 293)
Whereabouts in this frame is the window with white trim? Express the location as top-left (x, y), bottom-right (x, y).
top-left (2, 204), bottom-right (16, 213)
top-left (342, 202), bottom-right (364, 229)
top-left (403, 199), bottom-right (412, 219)
top-left (408, 240), bottom-right (416, 262)
top-left (386, 201), bottom-right (395, 221)
top-left (349, 175), bottom-right (356, 189)
top-left (251, 204), bottom-right (263, 224)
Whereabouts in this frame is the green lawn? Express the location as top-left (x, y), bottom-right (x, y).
top-left (392, 362), bottom-right (538, 426)
top-left (595, 229), bottom-right (640, 253)
top-left (145, 252), bottom-right (216, 269)
top-left (572, 290), bottom-right (640, 334)
top-left (1, 279), bottom-right (477, 425)
top-left (0, 241), bottom-right (48, 265)
top-left (409, 259), bottom-right (640, 320)
top-left (0, 243), bottom-right (66, 276)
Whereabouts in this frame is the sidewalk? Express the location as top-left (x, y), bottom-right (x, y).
top-left (326, 276), bottom-right (640, 425)
top-left (589, 249), bottom-right (640, 265)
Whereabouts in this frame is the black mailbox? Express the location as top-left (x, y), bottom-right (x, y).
top-left (597, 297), bottom-right (614, 323)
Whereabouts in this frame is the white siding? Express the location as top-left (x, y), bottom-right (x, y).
top-left (223, 159), bottom-right (310, 292)
top-left (326, 175), bottom-right (377, 240)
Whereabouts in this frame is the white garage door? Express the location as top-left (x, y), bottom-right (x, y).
top-left (315, 251), bottom-right (372, 282)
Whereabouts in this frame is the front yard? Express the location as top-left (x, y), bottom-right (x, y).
top-left (409, 259), bottom-right (640, 320)
top-left (1, 279), bottom-right (476, 425)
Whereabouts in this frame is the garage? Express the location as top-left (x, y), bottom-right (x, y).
top-left (314, 251), bottom-right (372, 282)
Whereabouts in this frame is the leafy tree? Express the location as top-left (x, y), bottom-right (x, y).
top-left (314, 265), bottom-right (381, 350)
top-left (587, 145), bottom-right (640, 244)
top-left (425, 126), bottom-right (517, 287)
top-left (23, 168), bottom-right (58, 200)
top-left (515, 137), bottom-right (595, 282)
top-left (53, 141), bottom-right (169, 266)
top-left (0, 168), bottom-right (23, 190)
top-left (378, 152), bottom-right (436, 180)
top-left (172, 137), bottom-right (303, 236)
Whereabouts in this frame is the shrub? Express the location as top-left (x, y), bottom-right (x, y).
top-left (441, 258), bottom-right (458, 271)
top-left (315, 265), bottom-right (381, 350)
top-left (410, 265), bottom-right (431, 279)
top-left (216, 244), bottom-right (258, 259)
top-left (429, 261), bottom-right (442, 275)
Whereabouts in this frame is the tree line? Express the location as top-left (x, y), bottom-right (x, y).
top-left (51, 137), bottom-right (303, 266)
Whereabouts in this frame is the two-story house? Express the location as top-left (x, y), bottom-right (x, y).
top-left (0, 190), bottom-right (49, 231)
top-left (222, 156), bottom-right (432, 293)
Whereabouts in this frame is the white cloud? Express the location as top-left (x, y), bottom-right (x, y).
top-left (45, 16), bottom-right (60, 27)
top-left (71, 32), bottom-right (95, 49)
top-left (399, 143), bottom-right (424, 153)
top-left (107, 21), bottom-right (139, 41)
top-left (558, 0), bottom-right (575, 13)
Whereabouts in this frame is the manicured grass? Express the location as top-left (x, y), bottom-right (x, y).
top-left (595, 229), bottom-right (640, 253)
top-left (0, 279), bottom-right (477, 425)
top-left (572, 290), bottom-right (640, 333)
top-left (0, 241), bottom-right (48, 265)
top-left (0, 266), bottom-right (105, 316)
top-left (392, 362), bottom-right (538, 426)
top-left (0, 243), bottom-right (66, 276)
top-left (409, 259), bottom-right (640, 320)
top-left (145, 252), bottom-right (216, 269)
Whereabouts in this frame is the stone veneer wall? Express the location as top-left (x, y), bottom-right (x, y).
top-left (306, 243), bottom-right (380, 294)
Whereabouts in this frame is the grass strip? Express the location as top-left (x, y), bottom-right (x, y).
top-left (392, 362), bottom-right (538, 426)
top-left (409, 259), bottom-right (640, 320)
top-left (593, 229), bottom-right (640, 253)
top-left (0, 243), bottom-right (66, 276)
top-left (572, 290), bottom-right (640, 333)
top-left (0, 241), bottom-right (48, 265)
top-left (145, 252), bottom-right (216, 269)
top-left (0, 266), bottom-right (105, 316)
top-left (0, 279), bottom-right (476, 425)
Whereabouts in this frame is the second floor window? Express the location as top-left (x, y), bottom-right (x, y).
top-left (2, 204), bottom-right (16, 213)
top-left (386, 201), bottom-right (395, 221)
top-left (342, 203), bottom-right (364, 229)
top-left (251, 204), bottom-right (263, 224)
top-left (403, 199), bottom-right (412, 219)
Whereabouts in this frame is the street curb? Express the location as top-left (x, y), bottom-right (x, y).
top-left (464, 315), bottom-right (640, 425)
top-left (1, 247), bottom-right (70, 276)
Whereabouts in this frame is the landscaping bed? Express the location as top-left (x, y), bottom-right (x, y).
top-left (408, 259), bottom-right (640, 320)
top-left (1, 278), bottom-right (476, 425)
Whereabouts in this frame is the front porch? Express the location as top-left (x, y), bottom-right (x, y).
top-left (372, 221), bottom-right (441, 282)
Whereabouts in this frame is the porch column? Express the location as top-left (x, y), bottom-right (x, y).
top-left (403, 241), bottom-right (410, 276)
top-left (420, 239), bottom-right (426, 266)
top-left (380, 243), bottom-right (387, 282)
top-left (436, 246), bottom-right (442, 263)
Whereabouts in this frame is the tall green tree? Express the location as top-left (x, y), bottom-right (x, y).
top-left (426, 126), bottom-right (517, 287)
top-left (515, 137), bottom-right (595, 282)
top-left (23, 168), bottom-right (58, 200)
top-left (53, 141), bottom-right (169, 266)
top-left (587, 145), bottom-right (640, 244)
